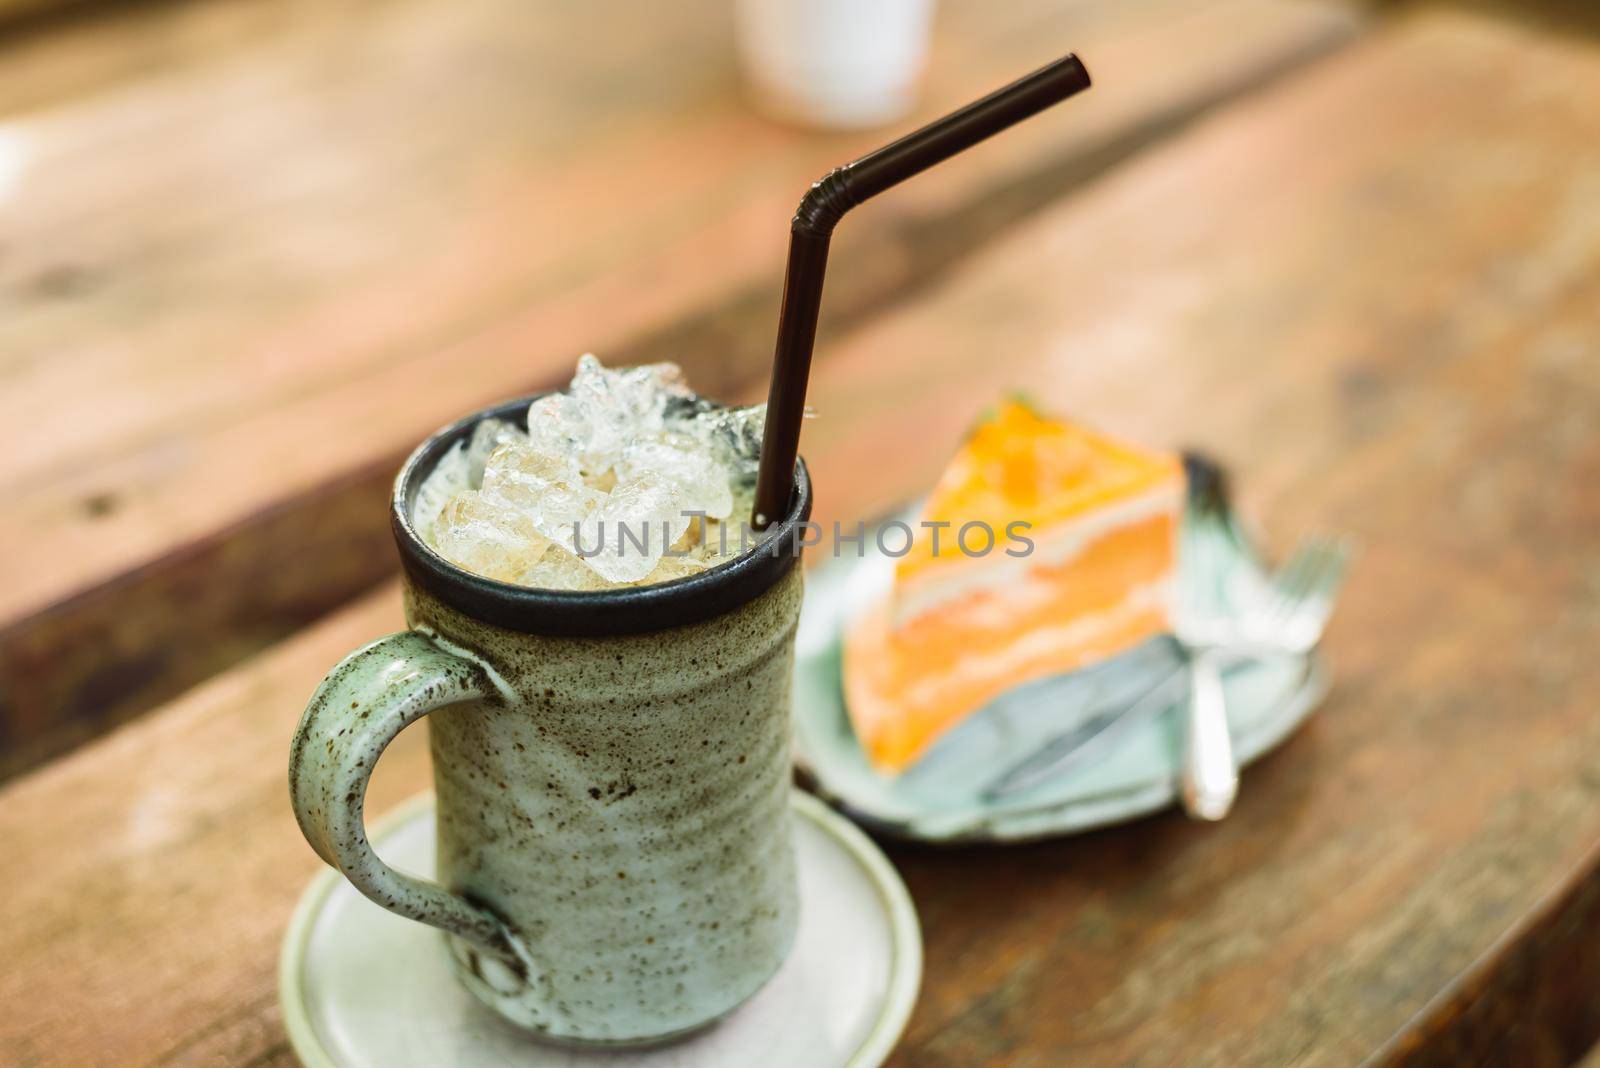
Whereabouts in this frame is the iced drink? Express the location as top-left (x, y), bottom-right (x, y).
top-left (413, 355), bottom-right (765, 589)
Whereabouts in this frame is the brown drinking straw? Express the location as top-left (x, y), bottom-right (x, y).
top-left (751, 53), bottom-right (1093, 529)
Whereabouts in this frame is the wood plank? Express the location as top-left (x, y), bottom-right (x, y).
top-left (9, 6), bottom-right (1597, 1067)
top-left (0, 1), bottom-right (389, 120)
top-left (0, 0), bottom-right (1362, 771)
top-left (0, 0), bottom-right (97, 34)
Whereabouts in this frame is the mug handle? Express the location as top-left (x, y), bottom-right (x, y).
top-left (289, 630), bottom-right (525, 973)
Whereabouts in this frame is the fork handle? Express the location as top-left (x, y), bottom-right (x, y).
top-left (1181, 649), bottom-right (1237, 821)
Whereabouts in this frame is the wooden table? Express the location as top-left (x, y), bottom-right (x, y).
top-left (4, 1), bottom-right (1600, 1065)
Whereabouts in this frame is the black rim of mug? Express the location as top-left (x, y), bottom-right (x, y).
top-left (391, 396), bottom-right (812, 636)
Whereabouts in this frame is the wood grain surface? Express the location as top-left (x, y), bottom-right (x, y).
top-left (3, 6), bottom-right (1598, 1066)
top-left (0, 0), bottom-right (1362, 775)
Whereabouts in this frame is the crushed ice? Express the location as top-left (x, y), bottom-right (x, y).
top-left (414, 355), bottom-right (765, 588)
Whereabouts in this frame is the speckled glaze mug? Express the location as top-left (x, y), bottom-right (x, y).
top-left (289, 399), bottom-right (812, 1047)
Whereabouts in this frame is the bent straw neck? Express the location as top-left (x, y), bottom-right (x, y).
top-left (751, 53), bottom-right (1093, 528)
top-left (792, 54), bottom-right (1091, 239)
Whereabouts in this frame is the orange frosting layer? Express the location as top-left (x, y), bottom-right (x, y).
top-left (898, 400), bottom-right (1181, 583)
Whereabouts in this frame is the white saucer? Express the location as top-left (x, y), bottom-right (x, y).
top-left (280, 791), bottom-right (921, 1068)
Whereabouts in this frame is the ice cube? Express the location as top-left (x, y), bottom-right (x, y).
top-left (573, 472), bottom-right (686, 584)
top-left (519, 544), bottom-right (611, 591)
top-left (667, 402), bottom-right (766, 486)
top-left (428, 490), bottom-right (552, 583)
top-left (464, 417), bottom-right (526, 487)
top-left (524, 391), bottom-right (597, 473)
top-left (533, 355), bottom-right (694, 477)
top-left (413, 441), bottom-right (472, 539)
top-left (574, 354), bottom-right (691, 424)
top-left (617, 434), bottom-right (733, 520)
top-left (411, 417), bottom-right (529, 538)
top-left (479, 441), bottom-right (604, 555)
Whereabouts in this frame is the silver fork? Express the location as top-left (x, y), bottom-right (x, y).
top-left (1176, 535), bottom-right (1349, 820)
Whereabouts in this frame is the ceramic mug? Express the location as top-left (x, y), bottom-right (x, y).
top-left (289, 398), bottom-right (813, 1046)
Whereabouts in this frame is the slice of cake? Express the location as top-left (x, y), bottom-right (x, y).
top-left (842, 399), bottom-right (1184, 772)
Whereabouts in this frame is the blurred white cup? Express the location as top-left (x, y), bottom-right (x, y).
top-left (737, 0), bottom-right (936, 129)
